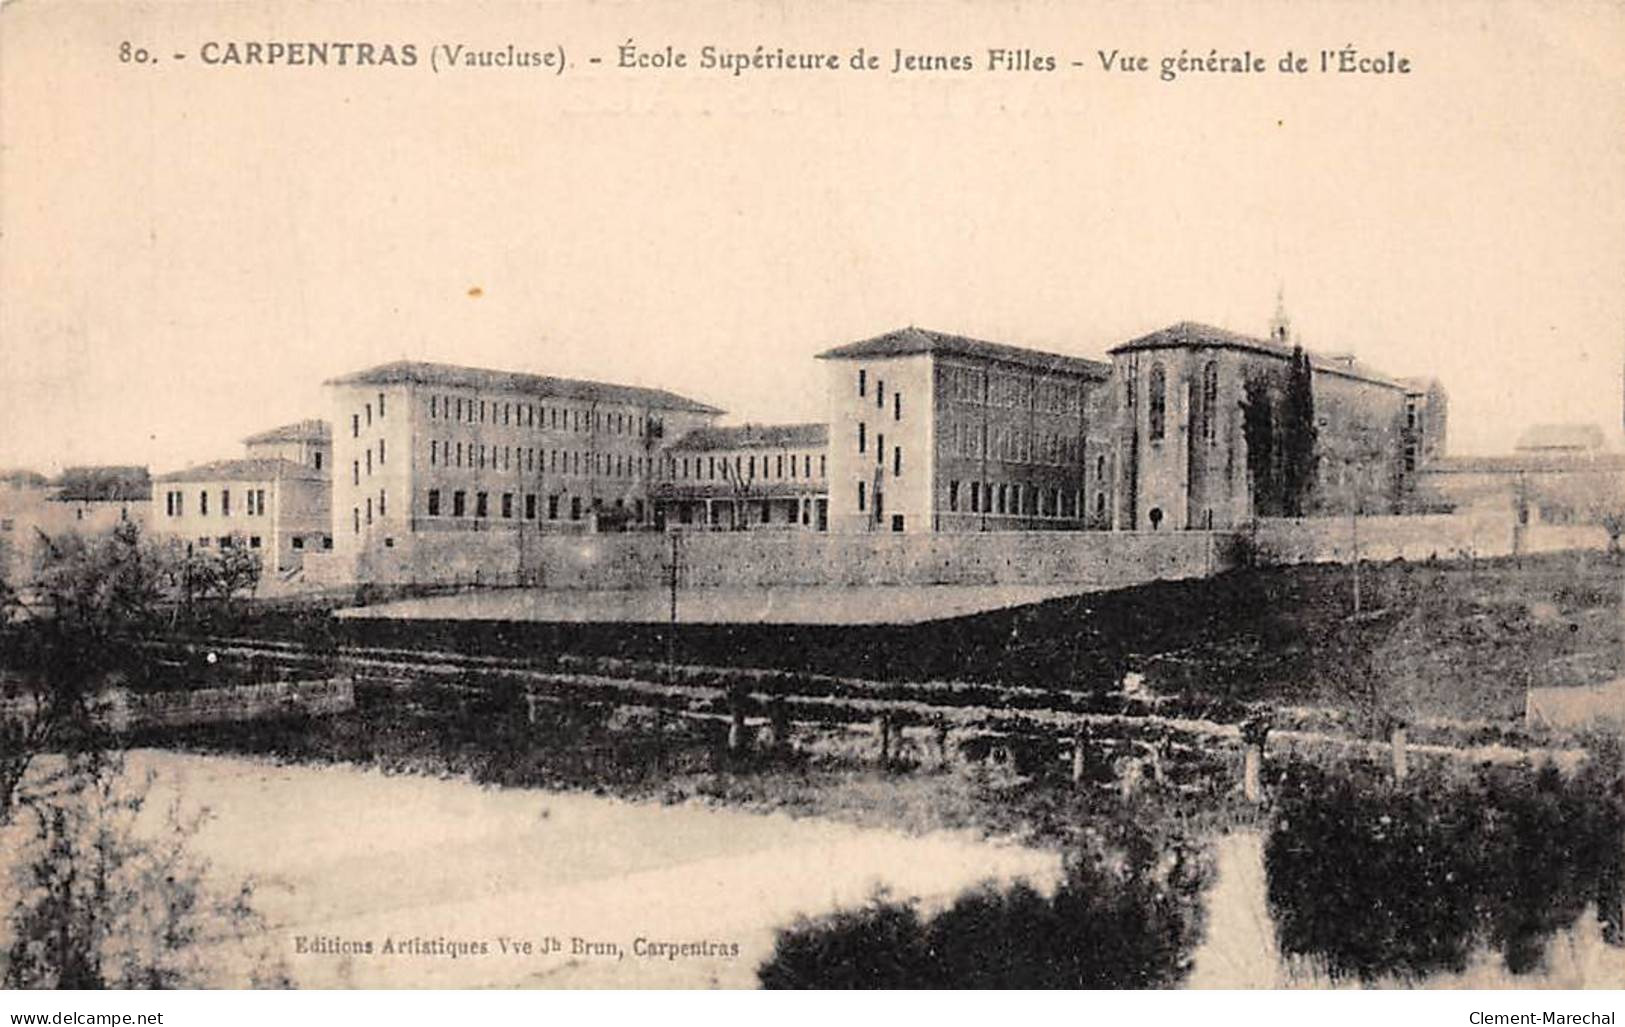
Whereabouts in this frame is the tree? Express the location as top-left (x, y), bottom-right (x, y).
top-left (0, 521), bottom-right (282, 987)
top-left (1241, 373), bottom-right (1280, 517)
top-left (1281, 346), bottom-right (1319, 517)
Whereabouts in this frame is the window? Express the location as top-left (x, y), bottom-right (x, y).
top-left (857, 480), bottom-right (866, 512)
top-left (428, 489), bottom-right (441, 516)
top-left (1148, 364), bottom-right (1167, 441)
top-left (431, 440), bottom-right (438, 466)
top-left (548, 494), bottom-right (560, 520)
top-left (877, 380), bottom-right (885, 409)
top-left (876, 433), bottom-right (885, 466)
top-left (776, 454), bottom-right (784, 478)
top-left (949, 480), bottom-right (959, 512)
top-left (365, 497), bottom-right (372, 525)
top-left (378, 393), bottom-right (385, 418)
top-left (456, 442), bottom-right (463, 468)
top-left (366, 450), bottom-right (372, 476)
top-left (200, 491), bottom-right (209, 515)
top-left (365, 402), bottom-right (372, 426)
top-left (892, 515), bottom-right (904, 533)
top-left (323, 536), bottom-right (332, 549)
top-left (970, 481), bottom-right (980, 513)
top-left (858, 422), bottom-right (866, 454)
top-left (1097, 455), bottom-right (1106, 480)
top-left (352, 414), bottom-right (359, 439)
top-left (525, 494), bottom-right (537, 520)
top-left (199, 536), bottom-right (212, 548)
top-left (249, 536), bottom-right (261, 549)
top-left (748, 456), bottom-right (756, 479)
top-left (501, 493), bottom-right (513, 518)
top-left (570, 496), bottom-right (582, 521)
top-left (820, 455), bottom-right (826, 477)
top-left (453, 490), bottom-right (466, 517)
top-left (219, 536), bottom-right (234, 548)
top-left (431, 396), bottom-right (438, 419)
top-left (352, 508), bottom-right (359, 533)
top-left (476, 492), bottom-right (489, 518)
top-left (221, 489), bottom-right (231, 516)
top-left (893, 446), bottom-right (902, 476)
top-left (379, 439), bottom-right (386, 465)
top-left (998, 483), bottom-right (1008, 514)
top-left (292, 536), bottom-right (305, 550)
top-left (314, 451), bottom-right (323, 470)
top-left (1202, 362), bottom-right (1219, 443)
top-left (858, 369), bottom-right (866, 397)
top-left (894, 392), bottom-right (902, 421)
top-left (379, 490), bottom-right (386, 517)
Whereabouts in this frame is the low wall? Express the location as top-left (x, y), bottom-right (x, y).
top-left (1251, 514), bottom-right (1519, 565)
top-left (525, 530), bottom-right (1229, 592)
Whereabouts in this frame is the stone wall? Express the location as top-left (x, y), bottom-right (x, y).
top-left (521, 529), bottom-right (1228, 592)
top-left (1248, 513), bottom-right (1607, 564)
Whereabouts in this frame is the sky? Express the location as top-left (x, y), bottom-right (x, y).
top-left (2, 0), bottom-right (1623, 474)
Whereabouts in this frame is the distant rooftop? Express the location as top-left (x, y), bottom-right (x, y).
top-left (51, 466), bottom-right (151, 503)
top-left (669, 423), bottom-right (829, 452)
top-left (817, 327), bottom-right (1111, 380)
top-left (1514, 423), bottom-right (1605, 453)
top-left (155, 458), bottom-right (327, 484)
top-left (325, 360), bottom-right (724, 416)
top-left (1423, 452), bottom-right (1625, 475)
top-left (0, 469), bottom-right (49, 489)
top-left (244, 419), bottom-right (330, 446)
top-left (1109, 321), bottom-right (1407, 390)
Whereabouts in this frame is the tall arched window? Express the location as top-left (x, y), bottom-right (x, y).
top-left (1202, 361), bottom-right (1219, 443)
top-left (1148, 364), bottom-right (1167, 441)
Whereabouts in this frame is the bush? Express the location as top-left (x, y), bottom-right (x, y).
top-left (1264, 753), bottom-right (1625, 982)
top-left (758, 813), bottom-right (1212, 988)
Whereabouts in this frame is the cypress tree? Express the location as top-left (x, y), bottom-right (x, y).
top-left (1282, 346), bottom-right (1319, 516)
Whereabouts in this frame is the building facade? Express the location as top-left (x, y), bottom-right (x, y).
top-left (652, 423), bottom-right (829, 531)
top-left (1109, 321), bottom-right (1446, 531)
top-left (817, 327), bottom-right (1113, 534)
top-left (153, 459), bottom-right (330, 575)
top-left (322, 360), bottom-right (721, 583)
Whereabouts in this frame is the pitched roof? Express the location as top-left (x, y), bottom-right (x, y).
top-left (155, 458), bottom-right (327, 484)
top-left (1108, 321), bottom-right (1407, 390)
top-left (668, 423), bottom-right (829, 452)
top-left (1514, 423), bottom-right (1605, 453)
top-left (51, 466), bottom-right (151, 502)
top-left (816, 327), bottom-right (1111, 380)
top-left (244, 419), bottom-right (330, 445)
top-left (324, 360), bottom-right (724, 415)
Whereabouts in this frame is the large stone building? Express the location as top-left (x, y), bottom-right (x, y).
top-left (652, 423), bottom-right (829, 531)
top-left (816, 327), bottom-right (1114, 534)
top-left (321, 360), bottom-right (721, 583)
top-left (153, 441), bottom-right (331, 577)
top-left (1108, 318), bottom-right (1447, 531)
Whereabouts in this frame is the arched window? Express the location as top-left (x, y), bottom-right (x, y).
top-left (1202, 361), bottom-right (1219, 443)
top-left (1148, 364), bottom-right (1167, 441)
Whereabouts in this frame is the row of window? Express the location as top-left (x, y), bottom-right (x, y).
top-left (664, 451), bottom-right (826, 483)
top-left (426, 393), bottom-right (655, 439)
top-left (946, 480), bottom-right (1094, 519)
top-left (422, 488), bottom-right (590, 522)
top-left (1140, 362), bottom-right (1221, 444)
top-left (426, 441), bottom-right (652, 480)
top-left (351, 439), bottom-right (387, 485)
top-left (163, 488), bottom-right (268, 518)
top-left (943, 367), bottom-right (1084, 412)
top-left (855, 370), bottom-right (906, 421)
top-left (350, 393), bottom-right (388, 438)
top-left (946, 422), bottom-right (1084, 465)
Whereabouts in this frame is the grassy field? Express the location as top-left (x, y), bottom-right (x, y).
top-left (279, 550), bottom-right (1625, 725)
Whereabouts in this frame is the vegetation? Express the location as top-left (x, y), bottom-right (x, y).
top-left (1282, 345), bottom-right (1318, 517)
top-left (0, 521), bottom-right (279, 989)
top-left (757, 800), bottom-right (1213, 988)
top-left (1265, 747), bottom-right (1624, 981)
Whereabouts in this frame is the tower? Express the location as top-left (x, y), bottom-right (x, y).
top-left (1269, 285), bottom-right (1292, 344)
